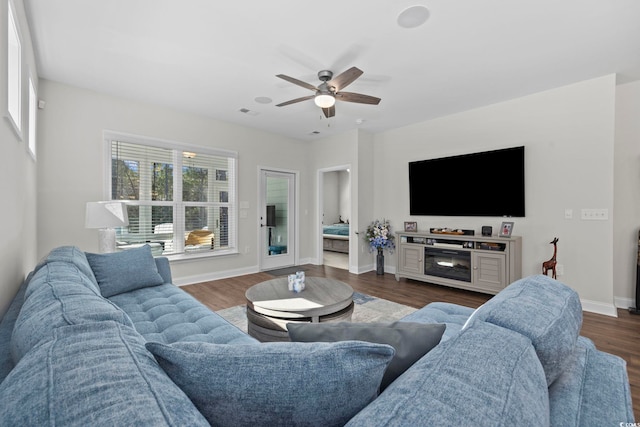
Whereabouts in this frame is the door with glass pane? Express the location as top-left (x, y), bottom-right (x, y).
top-left (259, 169), bottom-right (296, 270)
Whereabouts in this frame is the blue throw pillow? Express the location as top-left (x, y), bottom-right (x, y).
top-left (146, 340), bottom-right (395, 427)
top-left (287, 321), bottom-right (445, 391)
top-left (86, 244), bottom-right (165, 297)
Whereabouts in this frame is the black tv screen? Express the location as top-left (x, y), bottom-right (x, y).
top-left (409, 146), bottom-right (525, 217)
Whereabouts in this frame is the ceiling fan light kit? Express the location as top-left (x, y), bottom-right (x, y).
top-left (276, 66), bottom-right (381, 118)
top-left (314, 94), bottom-right (335, 108)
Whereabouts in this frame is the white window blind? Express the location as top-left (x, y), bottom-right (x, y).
top-left (107, 135), bottom-right (237, 256)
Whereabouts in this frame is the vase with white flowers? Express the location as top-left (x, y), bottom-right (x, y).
top-left (364, 219), bottom-right (395, 275)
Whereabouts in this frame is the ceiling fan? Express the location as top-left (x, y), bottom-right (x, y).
top-left (275, 67), bottom-right (381, 118)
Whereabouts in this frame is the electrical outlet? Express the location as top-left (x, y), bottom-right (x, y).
top-left (556, 264), bottom-right (564, 276)
top-left (244, 246), bottom-right (250, 254)
top-left (581, 208), bottom-right (609, 220)
top-left (564, 209), bottom-right (573, 219)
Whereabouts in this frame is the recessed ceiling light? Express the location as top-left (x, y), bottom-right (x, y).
top-left (254, 96), bottom-right (272, 104)
top-left (397, 5), bottom-right (430, 29)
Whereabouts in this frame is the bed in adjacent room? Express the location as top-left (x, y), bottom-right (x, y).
top-left (323, 223), bottom-right (350, 253)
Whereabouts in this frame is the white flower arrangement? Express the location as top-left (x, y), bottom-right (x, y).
top-left (364, 219), bottom-right (396, 253)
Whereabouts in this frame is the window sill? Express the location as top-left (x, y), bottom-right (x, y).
top-left (165, 248), bottom-right (239, 263)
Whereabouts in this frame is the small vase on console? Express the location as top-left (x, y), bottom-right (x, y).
top-left (376, 248), bottom-right (384, 275)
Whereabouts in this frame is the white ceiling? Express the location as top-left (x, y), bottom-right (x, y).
top-left (24, 0), bottom-right (640, 141)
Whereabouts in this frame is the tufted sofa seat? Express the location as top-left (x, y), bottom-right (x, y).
top-left (109, 283), bottom-right (256, 344)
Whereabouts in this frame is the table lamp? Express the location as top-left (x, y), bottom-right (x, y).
top-left (85, 201), bottom-right (129, 253)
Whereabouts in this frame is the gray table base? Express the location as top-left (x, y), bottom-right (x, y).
top-left (247, 302), bottom-right (355, 342)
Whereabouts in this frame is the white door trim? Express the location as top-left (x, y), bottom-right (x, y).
top-left (258, 166), bottom-right (300, 271)
top-left (317, 164), bottom-right (352, 270)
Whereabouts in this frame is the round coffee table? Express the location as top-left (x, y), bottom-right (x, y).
top-left (245, 277), bottom-right (354, 342)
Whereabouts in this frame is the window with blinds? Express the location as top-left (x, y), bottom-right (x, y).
top-left (106, 134), bottom-right (237, 256)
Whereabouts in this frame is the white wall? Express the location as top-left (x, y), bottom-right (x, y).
top-left (373, 75), bottom-right (617, 314)
top-left (338, 170), bottom-right (351, 223)
top-left (614, 80), bottom-right (640, 308)
top-left (323, 171), bottom-right (339, 224)
top-left (322, 170), bottom-right (351, 225)
top-left (0, 0), bottom-right (39, 317)
top-left (36, 79), bottom-right (309, 285)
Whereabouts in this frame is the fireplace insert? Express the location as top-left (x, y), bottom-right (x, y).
top-left (424, 247), bottom-right (471, 282)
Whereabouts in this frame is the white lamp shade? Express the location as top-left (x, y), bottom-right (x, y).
top-left (85, 201), bottom-right (129, 229)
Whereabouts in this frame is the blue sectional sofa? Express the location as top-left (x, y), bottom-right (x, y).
top-left (0, 245), bottom-right (634, 426)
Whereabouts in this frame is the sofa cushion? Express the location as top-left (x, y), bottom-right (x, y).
top-left (0, 278), bottom-right (28, 383)
top-left (0, 321), bottom-right (209, 427)
top-left (10, 263), bottom-right (134, 363)
top-left (86, 244), bottom-right (165, 297)
top-left (287, 321), bottom-right (445, 391)
top-left (549, 342), bottom-right (635, 426)
top-left (146, 340), bottom-right (395, 427)
top-left (345, 321), bottom-right (549, 427)
top-left (109, 283), bottom-right (257, 344)
top-left (470, 274), bottom-right (582, 385)
top-left (38, 246), bottom-right (100, 293)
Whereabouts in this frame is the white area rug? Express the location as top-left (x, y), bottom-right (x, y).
top-left (216, 292), bottom-right (417, 333)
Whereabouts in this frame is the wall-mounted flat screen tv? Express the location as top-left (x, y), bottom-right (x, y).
top-left (409, 146), bottom-right (525, 217)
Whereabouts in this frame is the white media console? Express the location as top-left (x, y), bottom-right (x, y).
top-left (395, 231), bottom-right (522, 295)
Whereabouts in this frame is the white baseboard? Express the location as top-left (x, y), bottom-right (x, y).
top-left (298, 257), bottom-right (315, 266)
top-left (581, 298), bottom-right (618, 317)
top-left (615, 296), bottom-right (634, 309)
top-left (174, 265), bottom-right (259, 287)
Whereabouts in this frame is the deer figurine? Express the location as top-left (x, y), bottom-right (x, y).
top-left (542, 237), bottom-right (559, 279)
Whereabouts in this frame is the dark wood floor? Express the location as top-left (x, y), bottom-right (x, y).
top-left (182, 264), bottom-right (640, 421)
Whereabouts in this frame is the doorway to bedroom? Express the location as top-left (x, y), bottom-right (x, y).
top-left (319, 166), bottom-right (351, 271)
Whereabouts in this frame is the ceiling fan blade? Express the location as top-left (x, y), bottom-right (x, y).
top-left (275, 74), bottom-right (318, 92)
top-left (328, 67), bottom-right (363, 91)
top-left (322, 105), bottom-right (335, 118)
top-left (336, 91), bottom-right (381, 105)
top-left (276, 95), bottom-right (315, 107)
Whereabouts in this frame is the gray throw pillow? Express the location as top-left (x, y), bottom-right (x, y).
top-left (86, 244), bottom-right (164, 297)
top-left (146, 340), bottom-right (395, 427)
top-left (287, 321), bottom-right (445, 391)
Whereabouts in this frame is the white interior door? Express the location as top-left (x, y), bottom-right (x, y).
top-left (259, 169), bottom-right (296, 270)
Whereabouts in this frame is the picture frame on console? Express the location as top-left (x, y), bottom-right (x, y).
top-left (499, 221), bottom-right (514, 238)
top-left (404, 221), bottom-right (418, 232)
